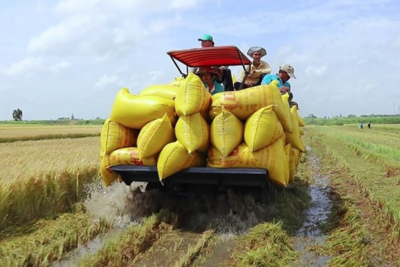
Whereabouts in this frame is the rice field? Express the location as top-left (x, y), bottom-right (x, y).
top-left (0, 134), bottom-right (101, 229)
top-left (0, 124), bottom-right (101, 142)
top-left (1, 123), bottom-right (400, 266)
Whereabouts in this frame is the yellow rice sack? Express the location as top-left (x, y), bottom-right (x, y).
top-left (292, 105), bottom-right (306, 127)
top-left (291, 148), bottom-right (301, 167)
top-left (207, 138), bottom-right (287, 187)
top-left (211, 109), bottom-right (243, 157)
top-left (299, 127), bottom-right (304, 136)
top-left (175, 112), bottom-right (210, 153)
top-left (140, 84), bottom-right (178, 100)
top-left (285, 112), bottom-right (306, 152)
top-left (108, 147), bottom-right (158, 166)
top-left (209, 85), bottom-right (287, 125)
top-left (110, 88), bottom-right (176, 129)
top-left (298, 117), bottom-right (306, 127)
top-left (281, 93), bottom-right (293, 133)
top-left (200, 107), bottom-right (211, 124)
top-left (289, 147), bottom-right (297, 183)
top-left (168, 77), bottom-right (185, 87)
top-left (100, 119), bottom-right (138, 156)
top-left (284, 144), bottom-right (291, 185)
top-left (100, 156), bottom-right (120, 187)
top-left (137, 114), bottom-right (176, 159)
top-left (175, 73), bottom-right (211, 116)
top-left (244, 105), bottom-right (284, 151)
top-left (157, 141), bottom-right (206, 180)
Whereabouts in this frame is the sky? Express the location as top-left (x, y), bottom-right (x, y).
top-left (1, 0), bottom-right (400, 120)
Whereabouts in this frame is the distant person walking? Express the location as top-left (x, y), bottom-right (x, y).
top-left (359, 122), bottom-right (364, 129)
top-left (368, 123), bottom-right (371, 129)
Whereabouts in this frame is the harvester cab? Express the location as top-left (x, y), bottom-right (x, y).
top-left (167, 45), bottom-right (252, 90)
top-left (110, 46), bottom-right (271, 204)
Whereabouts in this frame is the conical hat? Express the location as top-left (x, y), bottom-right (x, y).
top-left (195, 67), bottom-right (221, 80)
top-left (247, 46), bottom-right (267, 57)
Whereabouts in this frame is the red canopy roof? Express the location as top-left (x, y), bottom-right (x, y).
top-left (167, 46), bottom-right (251, 67)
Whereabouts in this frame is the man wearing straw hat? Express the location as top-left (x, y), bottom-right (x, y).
top-left (234, 46), bottom-right (272, 90)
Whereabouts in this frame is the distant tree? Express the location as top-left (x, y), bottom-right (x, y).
top-left (12, 108), bottom-right (23, 121)
top-left (347, 114), bottom-right (357, 118)
top-left (71, 114), bottom-right (75, 120)
top-left (306, 114), bottom-right (317, 119)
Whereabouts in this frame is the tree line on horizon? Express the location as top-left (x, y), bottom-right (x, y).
top-left (304, 114), bottom-right (400, 125)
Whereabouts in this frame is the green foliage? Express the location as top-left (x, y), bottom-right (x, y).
top-left (304, 115), bottom-right (400, 126)
top-left (12, 108), bottom-right (23, 121)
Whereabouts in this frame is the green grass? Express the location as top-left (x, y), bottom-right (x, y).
top-left (311, 127), bottom-right (400, 221)
top-left (303, 126), bottom-right (400, 266)
top-left (303, 116), bottom-right (400, 126)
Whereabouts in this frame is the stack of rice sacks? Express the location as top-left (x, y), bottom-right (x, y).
top-left (100, 74), bottom-right (305, 187)
top-left (207, 81), bottom-right (305, 186)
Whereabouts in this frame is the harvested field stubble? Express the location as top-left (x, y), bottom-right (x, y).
top-left (304, 126), bottom-right (400, 266)
top-left (314, 126), bottom-right (400, 222)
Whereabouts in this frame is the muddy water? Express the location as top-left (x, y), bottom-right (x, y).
top-left (293, 153), bottom-right (333, 266)
top-left (52, 181), bottom-right (270, 266)
top-left (52, 227), bottom-right (126, 267)
top-left (52, 181), bottom-right (143, 267)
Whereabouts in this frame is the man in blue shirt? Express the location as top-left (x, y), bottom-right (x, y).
top-left (261, 64), bottom-right (296, 93)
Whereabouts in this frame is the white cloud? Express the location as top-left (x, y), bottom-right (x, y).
top-left (27, 14), bottom-right (111, 56)
top-left (94, 74), bottom-right (120, 88)
top-left (147, 70), bottom-right (163, 84)
top-left (55, 0), bottom-right (210, 14)
top-left (3, 57), bottom-right (43, 77)
top-left (2, 0), bottom-right (400, 120)
top-left (304, 66), bottom-right (327, 76)
top-left (49, 61), bottom-right (70, 72)
top-left (55, 0), bottom-right (99, 12)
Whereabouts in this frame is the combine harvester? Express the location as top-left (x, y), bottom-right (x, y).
top-left (100, 46), bottom-right (305, 204)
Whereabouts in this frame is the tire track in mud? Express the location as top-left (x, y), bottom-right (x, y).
top-left (53, 181), bottom-right (274, 266)
top-left (134, 230), bottom-right (214, 267)
top-left (127, 186), bottom-right (272, 267)
top-left (291, 148), bottom-right (333, 266)
top-left (134, 230), bottom-right (239, 267)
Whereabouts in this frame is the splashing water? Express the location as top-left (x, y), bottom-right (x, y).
top-left (53, 181), bottom-right (274, 266)
top-left (83, 180), bottom-right (146, 227)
